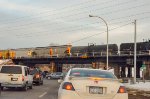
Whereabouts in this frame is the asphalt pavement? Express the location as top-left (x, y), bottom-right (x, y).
top-left (0, 79), bottom-right (150, 99)
top-left (0, 79), bottom-right (59, 99)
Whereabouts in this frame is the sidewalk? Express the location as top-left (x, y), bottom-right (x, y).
top-left (124, 81), bottom-right (150, 96)
top-left (124, 82), bottom-right (150, 97)
top-left (124, 82), bottom-right (150, 91)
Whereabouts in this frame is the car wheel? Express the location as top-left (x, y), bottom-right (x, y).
top-left (29, 84), bottom-right (33, 89)
top-left (41, 81), bottom-right (43, 85)
top-left (23, 85), bottom-right (28, 91)
top-left (36, 82), bottom-right (40, 86)
top-left (1, 87), bottom-right (4, 91)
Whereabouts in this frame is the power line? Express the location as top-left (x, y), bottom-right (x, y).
top-left (15, 16), bottom-right (150, 47)
top-left (0, 3), bottom-right (148, 32)
top-left (2, 12), bottom-right (150, 37)
top-left (70, 23), bottom-right (132, 44)
top-left (0, 0), bottom-right (141, 26)
top-left (0, 0), bottom-right (113, 23)
top-left (70, 17), bottom-right (150, 44)
top-left (5, 15), bottom-right (150, 40)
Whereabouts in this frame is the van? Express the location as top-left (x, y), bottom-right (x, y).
top-left (0, 65), bottom-right (33, 91)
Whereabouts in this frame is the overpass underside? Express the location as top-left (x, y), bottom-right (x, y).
top-left (12, 55), bottom-right (150, 80)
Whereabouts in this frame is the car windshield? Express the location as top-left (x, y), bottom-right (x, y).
top-left (0, 66), bottom-right (22, 74)
top-left (29, 68), bottom-right (38, 75)
top-left (69, 69), bottom-right (117, 79)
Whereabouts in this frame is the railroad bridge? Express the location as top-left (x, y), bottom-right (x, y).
top-left (12, 54), bottom-right (150, 79)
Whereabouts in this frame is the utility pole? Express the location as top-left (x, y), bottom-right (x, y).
top-left (133, 20), bottom-right (137, 84)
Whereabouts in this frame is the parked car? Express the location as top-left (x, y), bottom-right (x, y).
top-left (0, 65), bottom-right (33, 91)
top-left (58, 68), bottom-right (128, 99)
top-left (29, 68), bottom-right (43, 85)
top-left (46, 72), bottom-right (63, 79)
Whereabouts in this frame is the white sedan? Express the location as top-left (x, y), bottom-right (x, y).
top-left (58, 68), bottom-right (128, 99)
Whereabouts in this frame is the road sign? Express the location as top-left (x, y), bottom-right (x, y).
top-left (141, 64), bottom-right (146, 70)
top-left (142, 64), bottom-right (146, 67)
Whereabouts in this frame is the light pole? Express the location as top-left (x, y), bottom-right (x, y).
top-left (133, 20), bottom-right (137, 84)
top-left (89, 15), bottom-right (109, 70)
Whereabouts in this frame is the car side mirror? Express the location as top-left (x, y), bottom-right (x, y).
top-left (58, 79), bottom-right (63, 84)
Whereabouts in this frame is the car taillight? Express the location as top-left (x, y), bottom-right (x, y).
top-left (62, 82), bottom-right (75, 91)
top-left (36, 74), bottom-right (40, 78)
top-left (22, 75), bottom-right (25, 81)
top-left (118, 86), bottom-right (127, 93)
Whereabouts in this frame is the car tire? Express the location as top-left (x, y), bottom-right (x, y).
top-left (29, 84), bottom-right (33, 89)
top-left (22, 84), bottom-right (28, 91)
top-left (1, 87), bottom-right (4, 91)
top-left (36, 82), bottom-right (40, 86)
top-left (41, 81), bottom-right (43, 85)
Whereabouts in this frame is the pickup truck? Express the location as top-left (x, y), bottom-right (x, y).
top-left (0, 65), bottom-right (33, 91)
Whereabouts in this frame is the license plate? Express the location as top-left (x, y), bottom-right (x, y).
top-left (11, 78), bottom-right (18, 81)
top-left (89, 86), bottom-right (103, 94)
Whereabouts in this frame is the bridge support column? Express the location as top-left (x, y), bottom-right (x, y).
top-left (144, 61), bottom-right (150, 80)
top-left (55, 63), bottom-right (62, 72)
top-left (136, 66), bottom-right (140, 78)
top-left (127, 67), bottom-right (132, 78)
top-left (114, 66), bottom-right (120, 78)
top-left (50, 61), bottom-right (56, 72)
top-left (121, 67), bottom-right (126, 78)
top-left (146, 64), bottom-right (150, 80)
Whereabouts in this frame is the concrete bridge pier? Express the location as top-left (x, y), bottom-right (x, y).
top-left (146, 64), bottom-right (150, 80)
top-left (55, 63), bottom-right (62, 72)
top-left (144, 61), bottom-right (150, 80)
top-left (127, 67), bottom-right (132, 78)
top-left (121, 67), bottom-right (126, 78)
top-left (136, 66), bottom-right (141, 78)
top-left (114, 66), bottom-right (121, 78)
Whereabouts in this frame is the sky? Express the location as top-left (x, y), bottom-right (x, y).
top-left (0, 0), bottom-right (150, 49)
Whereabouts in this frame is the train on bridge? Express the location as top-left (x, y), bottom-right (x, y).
top-left (0, 41), bottom-right (150, 59)
top-left (1, 41), bottom-right (150, 79)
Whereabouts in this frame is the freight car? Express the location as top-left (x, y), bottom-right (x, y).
top-left (120, 41), bottom-right (150, 55)
top-left (71, 44), bottom-right (118, 57)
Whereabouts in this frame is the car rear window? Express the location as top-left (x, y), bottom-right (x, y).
top-left (56, 72), bottom-right (62, 75)
top-left (69, 69), bottom-right (117, 79)
top-left (0, 66), bottom-right (22, 74)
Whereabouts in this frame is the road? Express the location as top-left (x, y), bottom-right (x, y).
top-left (0, 79), bottom-right (59, 99)
top-left (0, 79), bottom-right (150, 99)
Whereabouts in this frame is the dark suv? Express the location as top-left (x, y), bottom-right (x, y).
top-left (29, 68), bottom-right (43, 85)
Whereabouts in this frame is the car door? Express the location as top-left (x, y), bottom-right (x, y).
top-left (24, 67), bottom-right (33, 85)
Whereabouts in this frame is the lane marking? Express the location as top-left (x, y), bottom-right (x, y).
top-left (39, 92), bottom-right (47, 98)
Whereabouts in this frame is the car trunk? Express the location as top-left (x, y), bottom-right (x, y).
top-left (0, 73), bottom-right (23, 84)
top-left (70, 77), bottom-right (120, 99)
top-left (0, 66), bottom-right (23, 84)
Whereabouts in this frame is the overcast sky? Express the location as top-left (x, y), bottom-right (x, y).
top-left (0, 0), bottom-right (150, 49)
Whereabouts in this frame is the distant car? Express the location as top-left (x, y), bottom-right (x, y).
top-left (46, 72), bottom-right (63, 79)
top-left (29, 68), bottom-right (43, 85)
top-left (0, 65), bottom-right (33, 91)
top-left (58, 68), bottom-right (128, 99)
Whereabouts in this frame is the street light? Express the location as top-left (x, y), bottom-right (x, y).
top-left (89, 15), bottom-right (109, 70)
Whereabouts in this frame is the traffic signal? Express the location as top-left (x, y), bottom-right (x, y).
top-left (0, 51), bottom-right (2, 59)
top-left (66, 47), bottom-right (71, 55)
top-left (49, 48), bottom-right (53, 56)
